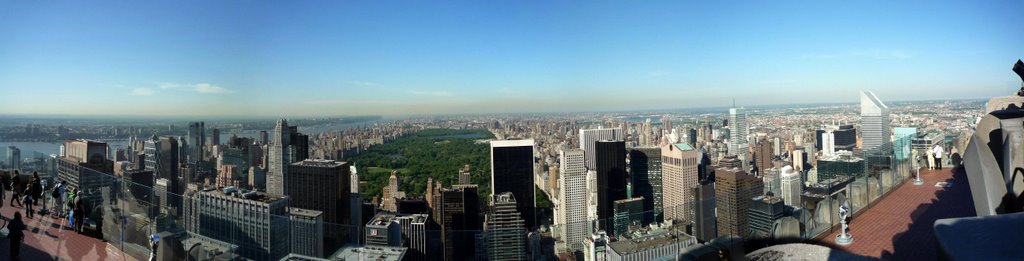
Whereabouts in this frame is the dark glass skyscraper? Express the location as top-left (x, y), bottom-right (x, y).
top-left (490, 139), bottom-right (537, 229)
top-left (595, 140), bottom-right (626, 233)
top-left (628, 146), bottom-right (662, 223)
top-left (187, 121), bottom-right (205, 163)
top-left (434, 185), bottom-right (482, 261)
top-left (287, 159), bottom-right (351, 252)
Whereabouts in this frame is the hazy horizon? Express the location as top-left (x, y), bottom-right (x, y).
top-left (2, 1), bottom-right (1022, 116)
top-left (0, 97), bottom-right (988, 121)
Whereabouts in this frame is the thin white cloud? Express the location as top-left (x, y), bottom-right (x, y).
top-left (407, 90), bottom-right (453, 97)
top-left (304, 99), bottom-right (399, 105)
top-left (158, 82), bottom-right (235, 94)
top-left (130, 88), bottom-right (155, 96)
top-left (801, 49), bottom-right (916, 60)
top-left (193, 83), bottom-right (234, 93)
top-left (348, 81), bottom-right (377, 87)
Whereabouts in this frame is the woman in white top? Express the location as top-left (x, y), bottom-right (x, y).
top-left (926, 149), bottom-right (935, 170)
top-left (933, 144), bottom-right (945, 170)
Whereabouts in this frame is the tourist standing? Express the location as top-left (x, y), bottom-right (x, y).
top-left (149, 234), bottom-right (161, 261)
top-left (933, 144), bottom-right (945, 170)
top-left (6, 212), bottom-right (26, 260)
top-left (926, 149), bottom-right (935, 170)
top-left (73, 192), bottom-right (85, 232)
top-left (53, 181), bottom-right (65, 217)
top-left (9, 171), bottom-right (22, 207)
top-left (0, 171), bottom-right (5, 213)
top-left (22, 188), bottom-right (34, 219)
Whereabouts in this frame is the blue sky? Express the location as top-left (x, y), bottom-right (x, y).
top-left (1, 1), bottom-right (1022, 116)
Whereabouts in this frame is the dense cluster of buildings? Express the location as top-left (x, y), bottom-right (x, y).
top-left (0, 89), bottom-right (985, 261)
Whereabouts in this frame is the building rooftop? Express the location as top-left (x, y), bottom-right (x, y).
top-left (201, 185), bottom-right (288, 204)
top-left (607, 227), bottom-right (694, 255)
top-left (291, 159), bottom-right (347, 168)
top-left (290, 208), bottom-right (324, 218)
top-left (367, 212), bottom-right (399, 227)
top-left (818, 151), bottom-right (863, 162)
top-left (398, 213), bottom-right (430, 224)
top-left (674, 143), bottom-right (694, 151)
top-left (493, 192), bottom-right (516, 203)
top-left (490, 139), bottom-right (535, 148)
top-left (330, 245), bottom-right (407, 261)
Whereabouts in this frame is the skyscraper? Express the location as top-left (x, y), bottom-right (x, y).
top-left (490, 139), bottom-right (537, 229)
top-left (187, 121), bottom-right (205, 163)
top-left (861, 90), bottom-right (890, 151)
top-left (691, 183), bottom-right (717, 242)
top-left (792, 149), bottom-right (806, 172)
top-left (716, 167), bottom-right (764, 237)
top-left (434, 185), bottom-right (482, 261)
top-left (661, 143), bottom-right (699, 224)
top-left (486, 192), bottom-right (527, 261)
top-left (557, 149), bottom-right (588, 250)
top-left (186, 186), bottom-right (290, 261)
top-left (755, 138), bottom-right (774, 173)
top-left (762, 168), bottom-right (781, 197)
top-left (290, 208), bottom-right (324, 258)
top-left (748, 194), bottom-right (785, 239)
top-left (7, 146), bottom-right (20, 171)
top-left (458, 164), bottom-right (472, 185)
top-left (594, 140), bottom-right (627, 233)
top-left (822, 130), bottom-right (836, 156)
top-left (350, 166), bottom-right (363, 244)
top-left (578, 128), bottom-right (624, 169)
top-left (628, 146), bottom-right (663, 223)
top-left (779, 166), bottom-right (802, 207)
top-left (268, 119), bottom-right (292, 195)
top-left (729, 107), bottom-right (749, 169)
top-left (834, 125), bottom-right (857, 151)
top-left (287, 159), bottom-right (351, 251)
top-left (211, 128), bottom-right (221, 147)
top-left (612, 197), bottom-right (644, 236)
top-left (395, 214), bottom-right (430, 261)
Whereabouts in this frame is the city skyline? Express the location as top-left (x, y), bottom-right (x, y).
top-left (2, 1), bottom-right (1023, 116)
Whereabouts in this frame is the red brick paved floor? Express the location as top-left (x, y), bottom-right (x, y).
top-left (0, 190), bottom-right (138, 261)
top-left (824, 167), bottom-right (976, 260)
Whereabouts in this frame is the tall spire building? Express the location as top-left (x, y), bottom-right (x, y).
top-left (268, 119), bottom-right (292, 195)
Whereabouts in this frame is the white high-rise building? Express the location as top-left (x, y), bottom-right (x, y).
top-left (792, 150), bottom-right (805, 172)
top-left (861, 91), bottom-right (890, 151)
top-left (729, 107), bottom-right (749, 170)
top-left (579, 128), bottom-right (624, 169)
top-left (822, 131), bottom-right (836, 156)
top-left (780, 166), bottom-right (802, 207)
top-left (557, 149), bottom-right (588, 250)
top-left (586, 170), bottom-right (598, 231)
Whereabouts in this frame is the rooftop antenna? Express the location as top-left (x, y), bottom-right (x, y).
top-left (732, 98), bottom-right (736, 108)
